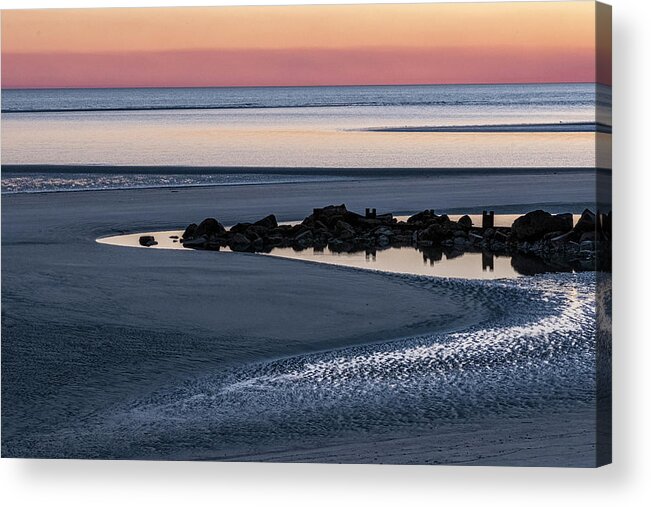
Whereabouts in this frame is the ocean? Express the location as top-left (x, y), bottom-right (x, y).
top-left (1, 83), bottom-right (610, 193)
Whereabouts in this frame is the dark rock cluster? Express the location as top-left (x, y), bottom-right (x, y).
top-left (178, 205), bottom-right (611, 273)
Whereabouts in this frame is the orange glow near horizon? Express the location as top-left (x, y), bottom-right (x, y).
top-left (1, 2), bottom-right (606, 89)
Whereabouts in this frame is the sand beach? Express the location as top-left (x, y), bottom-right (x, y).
top-left (1, 170), bottom-right (606, 464)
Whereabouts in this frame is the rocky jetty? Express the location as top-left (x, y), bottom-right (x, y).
top-left (180, 205), bottom-right (611, 272)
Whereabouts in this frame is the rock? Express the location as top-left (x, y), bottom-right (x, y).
top-left (182, 223), bottom-right (198, 240)
top-left (492, 241), bottom-right (507, 252)
top-left (307, 204), bottom-right (350, 226)
top-left (230, 233), bottom-right (252, 251)
top-left (335, 220), bottom-right (355, 238)
top-left (407, 209), bottom-right (437, 224)
top-left (373, 226), bottom-right (394, 237)
top-left (271, 225), bottom-right (293, 236)
top-left (182, 237), bottom-right (207, 248)
top-left (314, 220), bottom-right (329, 231)
top-left (244, 230), bottom-right (261, 242)
top-left (266, 235), bottom-right (285, 246)
top-left (458, 215), bottom-right (473, 228)
top-left (328, 238), bottom-right (344, 249)
top-left (420, 220), bottom-right (459, 242)
top-left (550, 230), bottom-right (574, 243)
top-left (169, 235), bottom-right (179, 239)
top-left (574, 209), bottom-right (596, 236)
top-left (139, 235), bottom-right (157, 247)
top-left (556, 213), bottom-right (574, 227)
top-left (375, 213), bottom-right (394, 223)
top-left (251, 237), bottom-right (264, 251)
top-left (494, 230), bottom-right (510, 242)
top-left (377, 235), bottom-right (390, 247)
top-left (290, 224), bottom-right (309, 237)
top-left (245, 225), bottom-right (269, 238)
top-left (195, 218), bottom-right (226, 237)
top-left (392, 234), bottom-right (412, 245)
top-left (580, 231), bottom-right (597, 242)
top-left (580, 240), bottom-right (596, 252)
top-left (294, 229), bottom-right (314, 248)
top-left (179, 205), bottom-right (609, 275)
top-left (254, 214), bottom-right (278, 229)
top-left (511, 210), bottom-right (573, 241)
top-left (230, 222), bottom-right (253, 234)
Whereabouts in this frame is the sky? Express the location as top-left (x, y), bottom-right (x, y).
top-left (1, 1), bottom-right (609, 89)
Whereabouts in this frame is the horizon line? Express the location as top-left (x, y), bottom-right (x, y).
top-left (2, 81), bottom-right (605, 92)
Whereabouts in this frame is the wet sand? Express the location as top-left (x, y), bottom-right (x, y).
top-left (1, 171), bottom-right (601, 464)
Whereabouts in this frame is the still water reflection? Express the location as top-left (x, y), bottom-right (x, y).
top-left (97, 227), bottom-right (570, 280)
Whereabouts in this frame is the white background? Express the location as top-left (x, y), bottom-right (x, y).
top-left (0, 0), bottom-right (649, 505)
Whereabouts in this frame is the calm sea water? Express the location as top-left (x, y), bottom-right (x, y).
top-left (2, 83), bottom-right (610, 192)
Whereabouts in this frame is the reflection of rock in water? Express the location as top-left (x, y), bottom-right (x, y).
top-left (482, 251), bottom-right (494, 272)
top-left (419, 246), bottom-right (443, 265)
top-left (510, 253), bottom-right (573, 276)
top-left (444, 249), bottom-right (464, 260)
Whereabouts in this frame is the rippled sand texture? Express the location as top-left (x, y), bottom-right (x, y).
top-left (7, 272), bottom-right (599, 465)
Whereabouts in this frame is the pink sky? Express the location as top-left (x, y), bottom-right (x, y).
top-left (1, 3), bottom-right (608, 88)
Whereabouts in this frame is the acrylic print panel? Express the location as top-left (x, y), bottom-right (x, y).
top-left (0, 1), bottom-right (611, 466)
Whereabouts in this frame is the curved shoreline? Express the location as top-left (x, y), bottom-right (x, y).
top-left (2, 174), bottom-right (602, 463)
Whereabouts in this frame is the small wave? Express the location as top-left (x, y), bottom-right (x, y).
top-left (0, 172), bottom-right (355, 194)
top-left (1, 99), bottom-right (599, 114)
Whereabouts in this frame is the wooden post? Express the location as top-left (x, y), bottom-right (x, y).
top-left (482, 210), bottom-right (494, 229)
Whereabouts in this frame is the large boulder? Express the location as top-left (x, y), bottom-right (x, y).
top-left (458, 215), bottom-right (473, 228)
top-left (182, 223), bottom-right (198, 240)
top-left (195, 217), bottom-right (226, 237)
top-left (511, 210), bottom-right (573, 241)
top-left (254, 214), bottom-right (278, 229)
top-left (230, 222), bottom-right (253, 234)
top-left (573, 209), bottom-right (596, 236)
